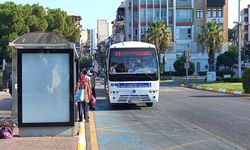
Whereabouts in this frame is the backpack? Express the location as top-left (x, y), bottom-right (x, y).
top-left (0, 125), bottom-right (13, 139)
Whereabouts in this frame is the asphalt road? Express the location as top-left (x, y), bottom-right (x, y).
top-left (92, 84), bottom-right (250, 150)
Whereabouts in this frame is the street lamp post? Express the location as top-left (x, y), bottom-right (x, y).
top-left (238, 0), bottom-right (242, 78)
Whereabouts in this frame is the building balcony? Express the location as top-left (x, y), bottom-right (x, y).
top-left (207, 17), bottom-right (224, 24)
top-left (176, 18), bottom-right (192, 23)
top-left (176, 0), bottom-right (192, 7)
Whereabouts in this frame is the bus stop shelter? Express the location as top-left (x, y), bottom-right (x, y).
top-left (9, 32), bottom-right (79, 137)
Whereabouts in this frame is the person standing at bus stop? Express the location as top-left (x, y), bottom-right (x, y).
top-left (88, 68), bottom-right (97, 110)
top-left (80, 69), bottom-right (92, 122)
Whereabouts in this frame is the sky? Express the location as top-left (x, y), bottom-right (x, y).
top-left (0, 0), bottom-right (249, 29)
top-left (228, 0), bottom-right (249, 28)
top-left (0, 0), bottom-right (123, 29)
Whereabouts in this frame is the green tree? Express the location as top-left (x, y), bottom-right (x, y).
top-left (198, 21), bottom-right (224, 71)
top-left (145, 20), bottom-right (172, 72)
top-left (96, 41), bottom-right (109, 68)
top-left (242, 44), bottom-right (250, 64)
top-left (216, 47), bottom-right (237, 69)
top-left (228, 28), bottom-right (235, 43)
top-left (45, 8), bottom-right (80, 42)
top-left (0, 2), bottom-right (80, 62)
top-left (242, 68), bottom-right (250, 93)
top-left (79, 55), bottom-right (92, 69)
top-left (173, 55), bottom-right (195, 76)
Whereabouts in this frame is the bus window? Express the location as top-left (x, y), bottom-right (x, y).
top-left (109, 48), bottom-right (157, 74)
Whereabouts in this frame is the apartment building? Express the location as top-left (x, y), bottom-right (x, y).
top-left (124, 0), bottom-right (228, 73)
top-left (87, 29), bottom-right (97, 53)
top-left (67, 11), bottom-right (82, 27)
top-left (97, 20), bottom-right (109, 44)
top-left (112, 2), bottom-right (126, 43)
top-left (241, 5), bottom-right (250, 46)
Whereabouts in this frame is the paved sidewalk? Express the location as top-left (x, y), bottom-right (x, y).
top-left (0, 77), bottom-right (106, 150)
top-left (0, 136), bottom-right (78, 150)
top-left (0, 91), bottom-right (80, 150)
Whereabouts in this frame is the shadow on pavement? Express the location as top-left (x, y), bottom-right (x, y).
top-left (91, 98), bottom-right (142, 112)
top-left (95, 88), bottom-right (105, 97)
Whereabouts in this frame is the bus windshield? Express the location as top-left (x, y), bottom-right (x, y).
top-left (109, 48), bottom-right (158, 74)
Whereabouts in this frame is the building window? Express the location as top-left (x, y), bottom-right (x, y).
top-left (188, 28), bottom-right (191, 38)
top-left (161, 8), bottom-right (167, 22)
top-left (167, 0), bottom-right (172, 6)
top-left (141, 27), bottom-right (147, 35)
top-left (218, 8), bottom-right (222, 17)
top-left (176, 0), bottom-right (192, 6)
top-left (197, 0), bottom-right (204, 3)
top-left (133, 1), bottom-right (139, 7)
top-left (212, 9), bottom-right (217, 17)
top-left (176, 26), bottom-right (192, 40)
top-left (176, 9), bottom-right (192, 22)
top-left (140, 8), bottom-right (147, 22)
top-left (196, 9), bottom-right (204, 18)
top-left (196, 62), bottom-right (201, 73)
top-left (147, 8), bottom-right (153, 22)
top-left (154, 0), bottom-right (160, 5)
top-left (161, 0), bottom-right (167, 5)
top-left (155, 8), bottom-right (160, 20)
top-left (133, 11), bottom-right (138, 21)
top-left (168, 9), bottom-right (173, 24)
top-left (140, 0), bottom-right (146, 4)
top-left (147, 0), bottom-right (153, 5)
top-left (207, 9), bottom-right (211, 18)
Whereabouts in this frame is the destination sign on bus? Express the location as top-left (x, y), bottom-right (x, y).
top-left (111, 83), bottom-right (151, 88)
top-left (115, 51), bottom-right (152, 56)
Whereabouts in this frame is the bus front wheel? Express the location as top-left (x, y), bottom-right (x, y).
top-left (146, 102), bottom-right (153, 107)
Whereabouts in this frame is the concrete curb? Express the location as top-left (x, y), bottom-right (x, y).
top-left (180, 84), bottom-right (250, 96)
top-left (77, 122), bottom-right (86, 150)
top-left (160, 80), bottom-right (174, 83)
top-left (172, 76), bottom-right (206, 80)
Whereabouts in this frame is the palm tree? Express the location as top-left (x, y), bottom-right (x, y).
top-left (198, 21), bottom-right (224, 71)
top-left (145, 20), bottom-right (172, 72)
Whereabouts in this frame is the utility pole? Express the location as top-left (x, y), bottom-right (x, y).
top-left (238, 0), bottom-right (242, 78)
top-left (184, 50), bottom-right (190, 85)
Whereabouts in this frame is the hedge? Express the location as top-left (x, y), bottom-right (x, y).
top-left (242, 68), bottom-right (250, 93)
